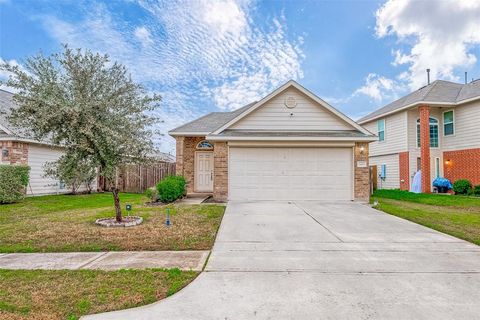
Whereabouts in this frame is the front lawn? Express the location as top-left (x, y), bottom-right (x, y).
top-left (372, 190), bottom-right (480, 245)
top-left (0, 193), bottom-right (225, 253)
top-left (0, 268), bottom-right (197, 320)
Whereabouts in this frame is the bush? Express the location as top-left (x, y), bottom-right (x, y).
top-left (453, 179), bottom-right (472, 195)
top-left (473, 185), bottom-right (480, 197)
top-left (145, 186), bottom-right (158, 202)
top-left (0, 165), bottom-right (30, 204)
top-left (156, 176), bottom-right (186, 203)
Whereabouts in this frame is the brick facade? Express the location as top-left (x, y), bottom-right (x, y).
top-left (399, 151), bottom-right (410, 190)
top-left (444, 148), bottom-right (480, 186)
top-left (213, 142), bottom-right (228, 201)
top-left (0, 141), bottom-right (29, 165)
top-left (354, 142), bottom-right (370, 202)
top-left (175, 136), bottom-right (205, 194)
top-left (418, 105), bottom-right (431, 193)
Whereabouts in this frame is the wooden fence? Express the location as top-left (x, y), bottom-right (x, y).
top-left (115, 161), bottom-right (176, 193)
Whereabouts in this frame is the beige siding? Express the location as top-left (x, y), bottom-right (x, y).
top-left (230, 87), bottom-right (355, 131)
top-left (27, 144), bottom-right (66, 195)
top-left (27, 144), bottom-right (95, 195)
top-left (364, 111), bottom-right (408, 157)
top-left (442, 101), bottom-right (480, 151)
top-left (370, 154), bottom-right (399, 189)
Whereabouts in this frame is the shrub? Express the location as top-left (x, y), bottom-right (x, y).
top-left (453, 179), bottom-right (472, 195)
top-left (145, 186), bottom-right (158, 202)
top-left (156, 176), bottom-right (186, 203)
top-left (0, 165), bottom-right (30, 204)
top-left (473, 185), bottom-right (480, 197)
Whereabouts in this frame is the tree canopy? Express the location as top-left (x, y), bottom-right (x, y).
top-left (1, 45), bottom-right (161, 221)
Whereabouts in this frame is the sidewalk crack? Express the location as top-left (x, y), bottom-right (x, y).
top-left (292, 202), bottom-right (344, 242)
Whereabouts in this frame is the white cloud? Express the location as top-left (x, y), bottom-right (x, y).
top-left (376, 0), bottom-right (480, 89)
top-left (36, 0), bottom-right (304, 152)
top-left (353, 73), bottom-right (404, 102)
top-left (134, 26), bottom-right (153, 46)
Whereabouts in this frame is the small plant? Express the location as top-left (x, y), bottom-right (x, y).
top-left (0, 165), bottom-right (30, 204)
top-left (156, 176), bottom-right (186, 203)
top-left (453, 179), bottom-right (472, 195)
top-left (473, 185), bottom-right (480, 197)
top-left (145, 187), bottom-right (158, 202)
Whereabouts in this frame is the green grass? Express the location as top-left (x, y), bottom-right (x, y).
top-left (0, 268), bottom-right (197, 320)
top-left (0, 193), bottom-right (225, 253)
top-left (372, 189), bottom-right (480, 245)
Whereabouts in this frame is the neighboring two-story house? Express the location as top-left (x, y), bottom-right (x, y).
top-left (358, 80), bottom-right (480, 193)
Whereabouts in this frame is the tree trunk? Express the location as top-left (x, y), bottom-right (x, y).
top-left (112, 188), bottom-right (122, 222)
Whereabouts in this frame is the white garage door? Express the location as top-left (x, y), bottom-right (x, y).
top-left (229, 147), bottom-right (353, 201)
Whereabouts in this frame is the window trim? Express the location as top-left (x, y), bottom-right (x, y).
top-left (377, 119), bottom-right (385, 142)
top-left (380, 164), bottom-right (386, 180)
top-left (416, 117), bottom-right (440, 148)
top-left (443, 110), bottom-right (455, 137)
top-left (196, 140), bottom-right (214, 150)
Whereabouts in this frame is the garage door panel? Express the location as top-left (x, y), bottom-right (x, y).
top-left (229, 147), bottom-right (353, 201)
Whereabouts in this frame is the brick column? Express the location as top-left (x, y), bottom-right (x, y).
top-left (0, 141), bottom-right (29, 165)
top-left (175, 137), bottom-right (185, 176)
top-left (354, 142), bottom-right (370, 202)
top-left (419, 105), bottom-right (431, 193)
top-left (399, 151), bottom-right (410, 191)
top-left (213, 142), bottom-right (228, 202)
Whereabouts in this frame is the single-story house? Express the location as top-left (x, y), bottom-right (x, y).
top-left (0, 89), bottom-right (93, 195)
top-left (358, 79), bottom-right (480, 193)
top-left (169, 80), bottom-right (377, 202)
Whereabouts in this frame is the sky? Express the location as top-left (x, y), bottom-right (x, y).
top-left (1, 0), bottom-right (480, 153)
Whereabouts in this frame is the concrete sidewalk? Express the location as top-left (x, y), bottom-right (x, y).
top-left (0, 251), bottom-right (209, 271)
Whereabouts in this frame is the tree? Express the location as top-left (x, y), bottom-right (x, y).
top-left (1, 45), bottom-right (161, 222)
top-left (44, 153), bottom-right (96, 194)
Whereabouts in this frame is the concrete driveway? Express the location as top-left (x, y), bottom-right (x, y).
top-left (84, 201), bottom-right (480, 319)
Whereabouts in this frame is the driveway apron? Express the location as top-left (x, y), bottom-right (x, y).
top-left (83, 201), bottom-right (480, 320)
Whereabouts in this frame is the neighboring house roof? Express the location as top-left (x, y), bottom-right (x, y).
top-left (170, 80), bottom-right (376, 141)
top-left (0, 89), bottom-right (15, 135)
top-left (358, 79), bottom-right (480, 124)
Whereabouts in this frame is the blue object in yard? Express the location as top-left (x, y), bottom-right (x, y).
top-left (433, 177), bottom-right (453, 193)
top-left (165, 208), bottom-right (171, 227)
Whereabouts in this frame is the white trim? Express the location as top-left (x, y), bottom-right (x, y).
top-left (196, 140), bottom-right (214, 150)
top-left (358, 95), bottom-right (480, 125)
top-left (206, 135), bottom-right (377, 142)
top-left (212, 80), bottom-right (373, 136)
top-left (0, 136), bottom-right (60, 147)
top-left (227, 141), bottom-right (356, 147)
top-left (435, 157), bottom-right (441, 178)
top-left (442, 109), bottom-right (455, 137)
top-left (0, 123), bottom-right (12, 135)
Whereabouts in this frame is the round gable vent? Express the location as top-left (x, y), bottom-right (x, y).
top-left (284, 96), bottom-right (297, 109)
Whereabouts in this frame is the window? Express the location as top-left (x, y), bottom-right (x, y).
top-left (380, 164), bottom-right (386, 180)
top-left (416, 117), bottom-right (439, 148)
top-left (377, 119), bottom-right (385, 141)
top-left (435, 157), bottom-right (440, 178)
top-left (196, 140), bottom-right (213, 149)
top-left (443, 110), bottom-right (454, 136)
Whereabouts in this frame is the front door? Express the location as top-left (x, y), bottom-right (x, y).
top-left (195, 152), bottom-right (214, 192)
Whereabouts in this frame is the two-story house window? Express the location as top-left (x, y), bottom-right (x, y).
top-left (443, 111), bottom-right (454, 136)
top-left (416, 117), bottom-right (439, 148)
top-left (377, 119), bottom-right (385, 141)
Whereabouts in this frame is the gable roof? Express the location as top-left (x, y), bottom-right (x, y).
top-left (358, 79), bottom-right (480, 124)
top-left (0, 89), bottom-right (15, 135)
top-left (170, 80), bottom-right (375, 140)
top-left (169, 102), bottom-right (255, 135)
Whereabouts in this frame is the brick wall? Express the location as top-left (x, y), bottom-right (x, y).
top-left (399, 151), bottom-right (410, 190)
top-left (444, 148), bottom-right (480, 186)
top-left (213, 142), bottom-right (228, 202)
top-left (354, 142), bottom-right (370, 202)
top-left (419, 105), bottom-right (431, 193)
top-left (175, 136), bottom-right (205, 193)
top-left (0, 141), bottom-right (29, 165)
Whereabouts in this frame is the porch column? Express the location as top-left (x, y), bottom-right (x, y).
top-left (419, 105), bottom-right (431, 193)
